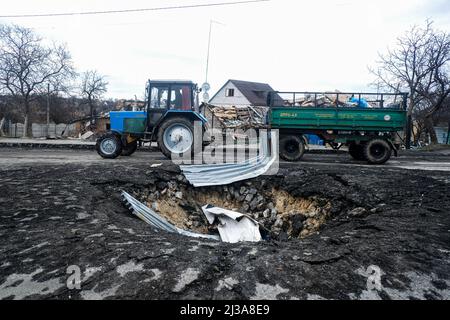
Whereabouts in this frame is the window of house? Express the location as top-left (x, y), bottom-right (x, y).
top-left (226, 88), bottom-right (235, 97)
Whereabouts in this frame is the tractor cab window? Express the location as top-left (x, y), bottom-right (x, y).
top-left (150, 86), bottom-right (169, 109)
top-left (170, 85), bottom-right (192, 110)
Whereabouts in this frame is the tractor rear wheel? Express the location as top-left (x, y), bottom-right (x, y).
top-left (96, 132), bottom-right (122, 159)
top-left (121, 140), bottom-right (138, 156)
top-left (348, 143), bottom-right (366, 161)
top-left (279, 135), bottom-right (305, 162)
top-left (157, 117), bottom-right (194, 159)
top-left (364, 139), bottom-right (392, 164)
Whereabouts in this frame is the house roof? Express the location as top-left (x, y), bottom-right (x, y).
top-left (210, 79), bottom-right (278, 106)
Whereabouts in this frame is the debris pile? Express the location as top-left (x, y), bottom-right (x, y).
top-left (280, 92), bottom-right (396, 109)
top-left (204, 104), bottom-right (268, 129)
top-left (115, 99), bottom-right (146, 111)
top-left (287, 93), bottom-right (358, 107)
top-left (64, 114), bottom-right (110, 140)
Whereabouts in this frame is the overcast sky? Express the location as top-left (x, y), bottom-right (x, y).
top-left (1, 0), bottom-right (449, 99)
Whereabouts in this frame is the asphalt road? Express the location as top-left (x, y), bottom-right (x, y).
top-left (0, 147), bottom-right (449, 300)
top-left (0, 148), bottom-right (449, 172)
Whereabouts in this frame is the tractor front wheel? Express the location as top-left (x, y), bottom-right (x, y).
top-left (157, 117), bottom-right (194, 159)
top-left (96, 132), bottom-right (122, 159)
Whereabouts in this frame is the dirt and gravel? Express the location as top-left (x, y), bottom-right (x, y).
top-left (0, 148), bottom-right (449, 300)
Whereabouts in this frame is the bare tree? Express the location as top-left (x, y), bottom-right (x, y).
top-left (0, 24), bottom-right (75, 137)
top-left (415, 29), bottom-right (450, 143)
top-left (0, 116), bottom-right (5, 136)
top-left (80, 70), bottom-right (108, 120)
top-left (370, 20), bottom-right (450, 145)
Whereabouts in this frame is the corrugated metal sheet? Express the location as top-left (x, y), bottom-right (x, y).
top-left (121, 191), bottom-right (219, 240)
top-left (180, 131), bottom-right (278, 187)
top-left (202, 205), bottom-right (261, 243)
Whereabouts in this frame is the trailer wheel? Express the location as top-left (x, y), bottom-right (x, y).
top-left (121, 141), bottom-right (138, 156)
top-left (348, 143), bottom-right (366, 161)
top-left (96, 132), bottom-right (122, 159)
top-left (364, 139), bottom-right (392, 164)
top-left (157, 117), bottom-right (194, 159)
top-left (280, 135), bottom-right (305, 162)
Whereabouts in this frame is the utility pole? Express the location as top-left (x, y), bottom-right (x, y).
top-left (46, 82), bottom-right (50, 139)
top-left (203, 19), bottom-right (225, 103)
top-left (205, 20), bottom-right (213, 85)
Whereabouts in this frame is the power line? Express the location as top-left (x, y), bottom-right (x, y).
top-left (0, 0), bottom-right (270, 18)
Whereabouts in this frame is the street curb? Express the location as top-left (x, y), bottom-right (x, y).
top-left (0, 142), bottom-right (95, 150)
top-left (0, 142), bottom-right (348, 154)
top-left (306, 149), bottom-right (347, 155)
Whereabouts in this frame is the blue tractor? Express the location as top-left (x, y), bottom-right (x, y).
top-left (96, 80), bottom-right (208, 159)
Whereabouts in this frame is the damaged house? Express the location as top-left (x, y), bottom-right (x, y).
top-left (205, 80), bottom-right (282, 129)
top-left (209, 79), bottom-right (281, 107)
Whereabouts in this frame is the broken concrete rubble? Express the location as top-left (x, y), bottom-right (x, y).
top-left (131, 169), bottom-right (337, 241)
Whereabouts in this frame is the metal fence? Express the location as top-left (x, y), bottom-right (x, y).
top-left (3, 120), bottom-right (76, 138)
top-left (435, 126), bottom-right (450, 145)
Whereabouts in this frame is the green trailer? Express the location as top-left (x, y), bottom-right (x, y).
top-left (268, 91), bottom-right (408, 164)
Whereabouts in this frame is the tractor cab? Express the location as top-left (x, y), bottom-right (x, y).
top-left (145, 80), bottom-right (198, 132)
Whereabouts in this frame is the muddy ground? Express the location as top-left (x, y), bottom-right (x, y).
top-left (0, 148), bottom-right (449, 300)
